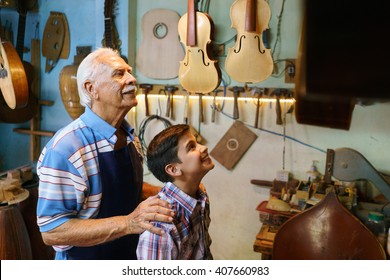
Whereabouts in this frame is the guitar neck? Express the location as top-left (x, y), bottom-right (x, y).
top-left (186, 0), bottom-right (197, 46)
top-left (16, 12), bottom-right (26, 59)
top-left (104, 17), bottom-right (114, 48)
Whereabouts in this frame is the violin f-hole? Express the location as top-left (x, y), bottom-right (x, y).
top-left (254, 35), bottom-right (265, 54)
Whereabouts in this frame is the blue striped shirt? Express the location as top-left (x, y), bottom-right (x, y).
top-left (36, 107), bottom-right (140, 259)
top-left (136, 182), bottom-right (213, 260)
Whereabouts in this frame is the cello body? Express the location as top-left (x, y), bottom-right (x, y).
top-left (178, 1), bottom-right (221, 94)
top-left (225, 0), bottom-right (273, 83)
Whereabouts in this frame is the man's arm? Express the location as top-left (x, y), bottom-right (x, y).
top-left (41, 195), bottom-right (174, 247)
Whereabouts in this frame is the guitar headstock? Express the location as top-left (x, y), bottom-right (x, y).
top-left (104, 0), bottom-right (116, 19)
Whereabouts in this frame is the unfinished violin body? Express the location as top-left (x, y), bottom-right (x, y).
top-left (178, 0), bottom-right (221, 94)
top-left (225, 0), bottom-right (273, 83)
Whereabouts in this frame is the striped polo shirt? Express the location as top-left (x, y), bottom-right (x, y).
top-left (36, 107), bottom-right (139, 258)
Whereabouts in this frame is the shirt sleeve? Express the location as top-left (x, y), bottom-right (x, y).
top-left (136, 224), bottom-right (177, 260)
top-left (37, 148), bottom-right (86, 233)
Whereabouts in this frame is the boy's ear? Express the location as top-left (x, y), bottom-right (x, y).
top-left (165, 163), bottom-right (182, 177)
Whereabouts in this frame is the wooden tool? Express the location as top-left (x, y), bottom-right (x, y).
top-left (139, 84), bottom-right (153, 116)
top-left (271, 89), bottom-right (284, 125)
top-left (229, 86), bottom-right (245, 119)
top-left (211, 89), bottom-right (223, 123)
top-left (165, 85), bottom-right (178, 119)
top-left (251, 87), bottom-right (265, 128)
top-left (136, 9), bottom-right (184, 79)
top-left (225, 0), bottom-right (274, 83)
top-left (197, 92), bottom-right (204, 123)
top-left (183, 90), bottom-right (190, 124)
top-left (178, 0), bottom-right (221, 93)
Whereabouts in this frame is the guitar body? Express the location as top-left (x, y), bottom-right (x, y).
top-left (0, 41), bottom-right (29, 109)
top-left (225, 0), bottom-right (273, 83)
top-left (0, 54), bottom-right (38, 124)
top-left (136, 9), bottom-right (184, 80)
top-left (178, 11), bottom-right (221, 93)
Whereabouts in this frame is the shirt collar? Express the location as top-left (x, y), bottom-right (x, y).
top-left (163, 182), bottom-right (207, 213)
top-left (80, 107), bottom-right (135, 142)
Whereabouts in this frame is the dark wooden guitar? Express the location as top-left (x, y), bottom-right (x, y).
top-left (0, 0), bottom-right (38, 123)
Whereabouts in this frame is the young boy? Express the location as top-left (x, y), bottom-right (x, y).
top-left (136, 124), bottom-right (215, 260)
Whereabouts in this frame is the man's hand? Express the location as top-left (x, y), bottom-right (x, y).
top-left (127, 195), bottom-right (174, 235)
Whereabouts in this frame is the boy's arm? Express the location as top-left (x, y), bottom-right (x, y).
top-left (136, 225), bottom-right (177, 260)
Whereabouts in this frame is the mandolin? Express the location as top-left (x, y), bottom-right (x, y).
top-left (225, 0), bottom-right (273, 83)
top-left (178, 0), bottom-right (221, 94)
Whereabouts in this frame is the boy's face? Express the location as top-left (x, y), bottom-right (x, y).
top-left (176, 131), bottom-right (214, 177)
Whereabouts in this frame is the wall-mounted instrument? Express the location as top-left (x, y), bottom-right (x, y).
top-left (0, 1), bottom-right (39, 123)
top-left (136, 9), bottom-right (184, 79)
top-left (178, 0), bottom-right (221, 94)
top-left (42, 11), bottom-right (70, 72)
top-left (225, 0), bottom-right (273, 83)
top-left (59, 46), bottom-right (91, 120)
top-left (102, 0), bottom-right (121, 52)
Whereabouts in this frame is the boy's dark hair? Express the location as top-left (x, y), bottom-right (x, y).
top-left (146, 124), bottom-right (190, 183)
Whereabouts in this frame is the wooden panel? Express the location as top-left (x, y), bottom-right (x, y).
top-left (210, 120), bottom-right (257, 170)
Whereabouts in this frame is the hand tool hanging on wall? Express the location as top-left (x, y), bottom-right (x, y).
top-left (211, 89), bottom-right (223, 123)
top-left (165, 85), bottom-right (178, 119)
top-left (139, 84), bottom-right (153, 116)
top-left (229, 86), bottom-right (245, 120)
top-left (250, 87), bottom-right (266, 128)
top-left (271, 89), bottom-right (284, 125)
top-left (42, 11), bottom-right (70, 72)
top-left (197, 92), bottom-right (204, 123)
top-left (183, 90), bottom-right (190, 124)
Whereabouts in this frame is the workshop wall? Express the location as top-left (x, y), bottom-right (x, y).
top-left (1, 0), bottom-right (390, 260)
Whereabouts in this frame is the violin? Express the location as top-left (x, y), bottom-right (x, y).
top-left (178, 0), bottom-right (221, 94)
top-left (225, 0), bottom-right (273, 83)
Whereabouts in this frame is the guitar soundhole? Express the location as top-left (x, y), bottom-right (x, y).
top-left (153, 23), bottom-right (168, 39)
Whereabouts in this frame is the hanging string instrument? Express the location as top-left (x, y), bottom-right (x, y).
top-left (0, 1), bottom-right (38, 123)
top-left (102, 0), bottom-right (121, 51)
top-left (178, 0), bottom-right (221, 94)
top-left (225, 0), bottom-right (273, 83)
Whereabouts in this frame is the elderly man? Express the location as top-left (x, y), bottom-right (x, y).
top-left (36, 48), bottom-right (174, 260)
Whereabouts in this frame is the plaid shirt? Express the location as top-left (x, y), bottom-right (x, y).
top-left (137, 182), bottom-right (213, 260)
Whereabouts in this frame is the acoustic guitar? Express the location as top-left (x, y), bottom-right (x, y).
top-left (136, 9), bottom-right (184, 80)
top-left (178, 0), bottom-right (221, 94)
top-left (0, 1), bottom-right (38, 123)
top-left (225, 0), bottom-right (273, 83)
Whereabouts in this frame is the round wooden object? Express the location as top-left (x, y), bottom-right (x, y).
top-left (59, 64), bottom-right (85, 119)
top-left (0, 204), bottom-right (32, 259)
